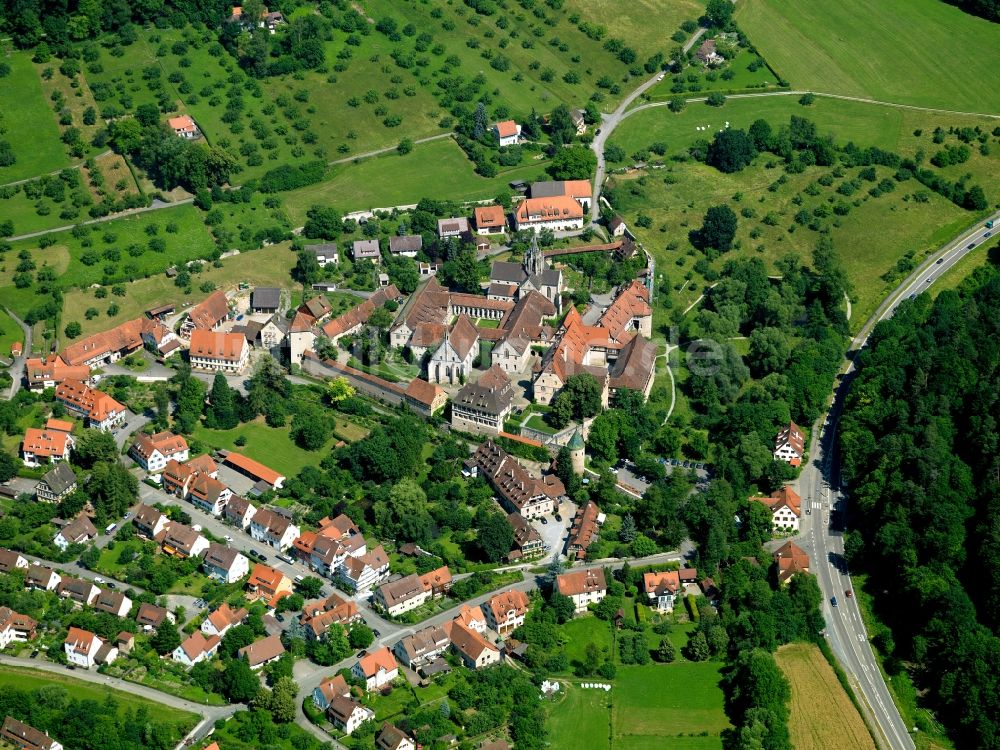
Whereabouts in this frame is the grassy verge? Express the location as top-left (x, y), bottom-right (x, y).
top-left (775, 642), bottom-right (875, 750)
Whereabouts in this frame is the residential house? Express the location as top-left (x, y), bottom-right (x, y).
top-left (420, 566), bottom-right (453, 597)
top-left (374, 574), bottom-right (431, 617)
top-left (388, 235), bottom-right (423, 258)
top-left (493, 120), bottom-right (521, 147)
top-left (34, 463), bottom-right (77, 503)
top-left (393, 624), bottom-right (450, 668)
top-left (751, 486), bottom-right (802, 533)
top-left (64, 627), bottom-right (113, 668)
top-left (696, 38), bottom-right (724, 66)
top-left (202, 544), bottom-right (249, 583)
top-left (54, 380), bottom-right (126, 431)
top-left (250, 287), bottom-right (281, 314)
top-left (239, 315), bottom-right (286, 352)
top-left (352, 647), bottom-right (399, 691)
top-left (474, 205), bottom-right (507, 235)
top-left (643, 570), bottom-right (681, 612)
top-left (312, 675), bottom-right (350, 711)
top-left (224, 495), bottom-right (257, 530)
top-left (56, 577), bottom-right (100, 606)
top-left (507, 513), bottom-right (545, 560)
top-left (23, 354), bottom-right (90, 392)
top-left (482, 589), bottom-right (530, 635)
top-left (60, 316), bottom-right (176, 367)
top-left (188, 329), bottom-right (250, 374)
top-left (188, 473), bottom-right (232, 516)
top-left (182, 291), bottom-right (230, 336)
top-left (93, 590), bottom-right (132, 618)
top-left (25, 565), bottom-right (60, 591)
top-left (437, 217), bottom-right (469, 239)
top-left (162, 454), bottom-right (218, 498)
top-left (20, 421), bottom-right (75, 467)
top-left (172, 631), bottom-right (220, 668)
top-left (0, 607), bottom-right (37, 648)
top-left (447, 619), bottom-right (501, 670)
top-left (136, 603), bottom-right (173, 632)
top-left (222, 452), bottom-right (285, 490)
top-left (427, 314), bottom-right (479, 385)
top-left (53, 514), bottom-right (97, 551)
top-left (773, 541), bottom-right (810, 584)
top-left (327, 695), bottom-right (374, 736)
top-left (450, 365), bottom-right (514, 436)
top-left (569, 108), bottom-right (586, 134)
top-left (567, 501), bottom-right (601, 560)
top-left (161, 522), bottom-right (209, 559)
top-left (129, 431), bottom-right (189, 473)
top-left (774, 421), bottom-right (805, 466)
top-left (1, 717), bottom-right (63, 750)
top-left (528, 180), bottom-right (592, 210)
top-left (304, 243), bottom-right (339, 266)
top-left (513, 195), bottom-right (584, 233)
top-left (239, 634), bottom-right (285, 670)
top-left (454, 604), bottom-right (488, 634)
top-left (377, 724), bottom-right (416, 750)
top-left (473, 440), bottom-right (561, 519)
top-left (300, 593), bottom-right (361, 641)
top-left (246, 563), bottom-right (292, 609)
top-left (249, 508), bottom-right (299, 550)
top-left (169, 115), bottom-right (199, 138)
top-left (0, 549), bottom-right (28, 575)
top-left (201, 603), bottom-right (248, 638)
top-left (337, 545), bottom-right (390, 592)
top-left (556, 569), bottom-right (607, 613)
top-left (352, 239), bottom-right (381, 263)
top-left (133, 503), bottom-right (169, 540)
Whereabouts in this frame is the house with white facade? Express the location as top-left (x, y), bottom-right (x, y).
top-left (53, 514), bottom-right (98, 551)
top-left (427, 314), bottom-right (478, 385)
top-left (202, 544), bottom-right (249, 583)
top-left (129, 431), bottom-right (189, 473)
top-left (64, 627), bottom-right (112, 669)
top-left (556, 569), bottom-right (607, 614)
top-left (188, 330), bottom-right (250, 374)
top-left (327, 695), bottom-right (374, 736)
top-left (172, 631), bottom-right (220, 668)
top-left (201, 603), bottom-right (248, 638)
top-left (774, 420), bottom-right (805, 466)
top-left (352, 647), bottom-right (399, 692)
top-left (751, 486), bottom-right (802, 533)
top-left (642, 570), bottom-right (681, 612)
top-left (249, 508), bottom-right (300, 550)
top-left (493, 120), bottom-right (521, 147)
top-left (20, 420), bottom-right (75, 467)
top-left (482, 589), bottom-right (530, 635)
top-left (447, 620), bottom-right (501, 670)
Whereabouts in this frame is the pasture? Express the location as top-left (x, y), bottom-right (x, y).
top-left (0, 51), bottom-right (68, 183)
top-left (775, 643), bottom-right (876, 750)
top-left (735, 0), bottom-right (1000, 114)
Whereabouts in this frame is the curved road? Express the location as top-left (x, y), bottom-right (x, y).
top-left (794, 210), bottom-right (999, 750)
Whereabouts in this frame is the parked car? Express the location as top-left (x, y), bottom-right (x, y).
top-left (277, 554), bottom-right (294, 565)
top-left (107, 581), bottom-right (116, 589)
top-left (540, 517), bottom-right (548, 525)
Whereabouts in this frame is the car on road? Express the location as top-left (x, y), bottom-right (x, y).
top-left (610, 467), bottom-right (619, 474)
top-left (657, 73), bottom-right (665, 80)
top-left (540, 517), bottom-right (548, 524)
top-left (277, 553), bottom-right (294, 564)
top-left (926, 277), bottom-right (933, 283)
top-left (831, 596), bottom-right (838, 607)
top-left (985, 231), bottom-right (992, 238)
top-left (595, 129), bottom-right (601, 135)
top-left (356, 650), bottom-right (368, 658)
top-left (845, 589), bottom-right (853, 598)
top-left (107, 581), bottom-right (116, 589)
top-left (29, 650), bottom-right (38, 659)
top-left (936, 258), bottom-right (944, 264)
top-left (967, 243), bottom-right (976, 249)
top-left (372, 629), bottom-right (380, 638)
top-left (122, 512), bottom-right (131, 520)
top-left (66, 664), bottom-right (76, 670)
top-left (554, 513), bottom-right (562, 522)
top-left (95, 577), bottom-right (104, 584)
top-left (224, 535), bottom-right (233, 543)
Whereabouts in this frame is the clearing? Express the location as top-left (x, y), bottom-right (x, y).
top-left (735, 0), bottom-right (1000, 114)
top-left (775, 642), bottom-right (875, 750)
top-left (0, 51), bottom-right (69, 184)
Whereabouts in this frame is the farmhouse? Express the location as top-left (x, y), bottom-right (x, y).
top-left (129, 431), bottom-right (189, 473)
top-left (188, 330), bottom-right (249, 374)
top-left (493, 120), bottom-right (522, 147)
top-left (528, 179), bottom-right (592, 210)
top-left (556, 568), bottom-right (607, 613)
top-left (34, 463), bottom-right (77, 503)
top-left (61, 316), bottom-right (176, 367)
top-left (54, 380), bottom-right (126, 431)
top-left (514, 195), bottom-right (584, 233)
top-left (223, 452), bottom-right (286, 490)
top-left (182, 291), bottom-right (230, 336)
top-left (751, 486), bottom-right (802, 533)
top-left (774, 421), bottom-right (805, 466)
top-left (20, 421), bottom-right (74, 467)
top-left (250, 287), bottom-right (281, 314)
top-left (168, 114), bottom-right (199, 138)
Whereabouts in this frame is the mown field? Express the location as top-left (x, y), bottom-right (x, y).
top-left (547, 685), bottom-right (612, 750)
top-left (605, 97), bottom-right (1000, 329)
top-left (0, 51), bottom-right (69, 184)
top-left (0, 307), bottom-right (24, 357)
top-left (735, 0), bottom-right (1000, 114)
top-left (191, 417), bottom-right (335, 478)
top-left (775, 643), bottom-right (876, 750)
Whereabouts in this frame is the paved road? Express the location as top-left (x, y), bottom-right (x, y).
top-left (792, 212), bottom-right (999, 750)
top-left (0, 654), bottom-right (239, 748)
top-left (327, 132), bottom-right (455, 167)
top-left (4, 198), bottom-right (194, 242)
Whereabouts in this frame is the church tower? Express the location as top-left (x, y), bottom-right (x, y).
top-left (524, 232), bottom-right (546, 277)
top-left (568, 427), bottom-right (585, 475)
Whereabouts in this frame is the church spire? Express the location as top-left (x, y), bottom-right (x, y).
top-left (524, 232), bottom-right (545, 276)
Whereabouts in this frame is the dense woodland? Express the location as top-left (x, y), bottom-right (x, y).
top-left (839, 250), bottom-right (1000, 748)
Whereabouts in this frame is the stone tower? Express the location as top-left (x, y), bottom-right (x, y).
top-left (568, 427), bottom-right (585, 475)
top-left (524, 232), bottom-right (546, 277)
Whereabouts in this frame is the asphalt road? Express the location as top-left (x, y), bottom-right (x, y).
top-left (793, 211), bottom-right (999, 750)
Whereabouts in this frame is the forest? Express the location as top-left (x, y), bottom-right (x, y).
top-left (838, 248), bottom-right (1000, 748)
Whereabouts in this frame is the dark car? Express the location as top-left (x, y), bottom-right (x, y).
top-left (540, 517), bottom-right (548, 525)
top-left (831, 596), bottom-right (838, 607)
top-left (357, 650), bottom-right (368, 658)
top-left (554, 514), bottom-right (563, 522)
top-left (30, 650), bottom-right (39, 659)
top-left (936, 258), bottom-right (944, 264)
top-left (845, 589), bottom-right (853, 598)
top-left (106, 581), bottom-right (116, 589)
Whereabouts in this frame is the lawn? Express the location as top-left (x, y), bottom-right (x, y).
top-left (0, 664), bottom-right (199, 731)
top-left (61, 243), bottom-right (297, 340)
top-left (561, 614), bottom-right (614, 671)
top-left (735, 0), bottom-right (1000, 114)
top-left (192, 417), bottom-right (333, 479)
top-left (547, 684), bottom-right (612, 750)
top-left (332, 417), bottom-right (371, 443)
top-left (280, 138), bottom-right (548, 223)
top-left (612, 662), bottom-right (729, 747)
top-left (565, 0), bottom-right (704, 65)
top-left (0, 307), bottom-right (24, 357)
top-left (642, 48), bottom-right (778, 103)
top-left (0, 51), bottom-right (69, 184)
top-left (775, 642), bottom-right (875, 750)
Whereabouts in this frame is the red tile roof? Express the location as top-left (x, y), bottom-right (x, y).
top-left (189, 329), bottom-right (246, 361)
top-left (474, 204), bottom-right (507, 229)
top-left (515, 195), bottom-right (584, 224)
top-left (357, 646), bottom-right (397, 677)
top-left (21, 427), bottom-right (71, 459)
top-left (223, 452), bottom-right (284, 486)
top-left (187, 291), bottom-right (229, 330)
top-left (494, 120), bottom-right (519, 138)
top-left (55, 380), bottom-right (126, 423)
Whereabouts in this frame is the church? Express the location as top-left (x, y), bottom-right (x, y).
top-left (487, 235), bottom-right (564, 312)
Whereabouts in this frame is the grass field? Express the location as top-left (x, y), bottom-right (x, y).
top-left (566, 0), bottom-right (703, 63)
top-left (0, 307), bottom-right (24, 356)
top-left (61, 243), bottom-right (296, 339)
top-left (0, 51), bottom-right (69, 184)
top-left (192, 417), bottom-right (334, 478)
top-left (736, 0), bottom-right (1000, 114)
top-left (613, 663), bottom-right (729, 747)
top-left (547, 685), bottom-right (612, 750)
top-left (281, 138), bottom-right (548, 222)
top-left (0, 664), bottom-right (199, 730)
top-left (775, 643), bottom-right (875, 750)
